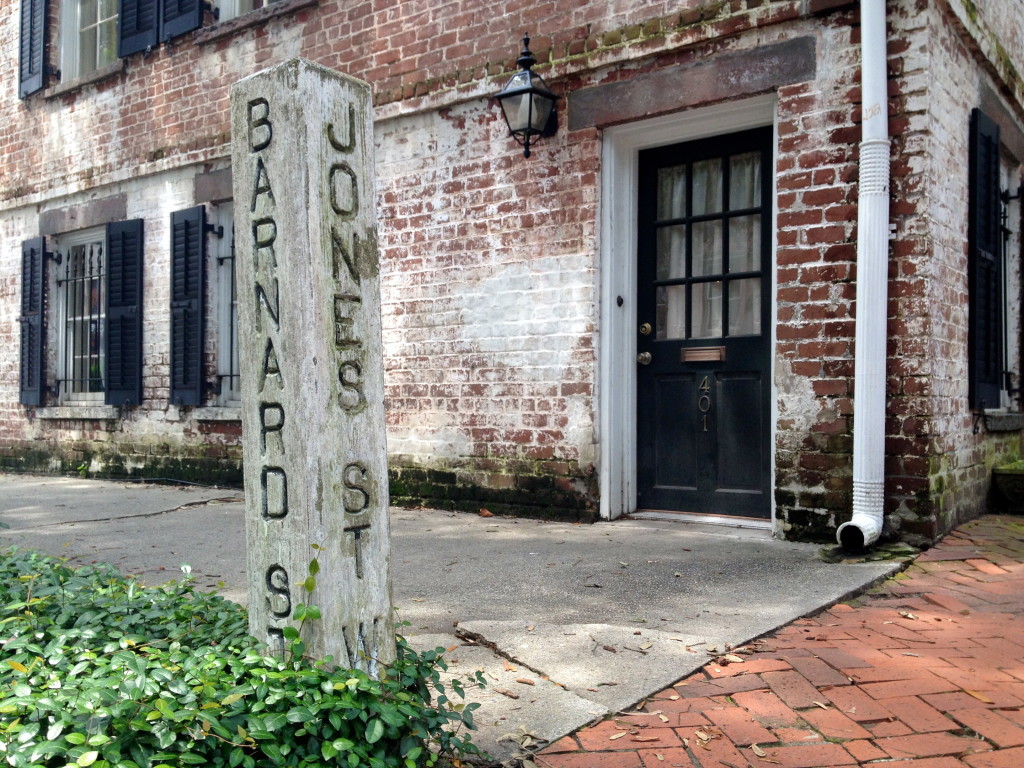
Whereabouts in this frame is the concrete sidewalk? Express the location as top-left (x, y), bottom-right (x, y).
top-left (540, 515), bottom-right (1024, 768)
top-left (0, 473), bottom-right (903, 763)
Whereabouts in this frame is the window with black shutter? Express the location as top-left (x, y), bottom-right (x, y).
top-left (19, 238), bottom-right (47, 406)
top-left (170, 206), bottom-right (207, 405)
top-left (19, 0), bottom-right (47, 98)
top-left (968, 109), bottom-right (1003, 411)
top-left (105, 220), bottom-right (145, 406)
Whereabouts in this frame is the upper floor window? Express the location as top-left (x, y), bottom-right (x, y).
top-left (61, 0), bottom-right (119, 81)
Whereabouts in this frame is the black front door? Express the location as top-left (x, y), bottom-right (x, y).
top-left (636, 128), bottom-right (772, 518)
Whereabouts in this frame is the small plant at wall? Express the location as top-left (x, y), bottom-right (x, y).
top-left (76, 461), bottom-right (89, 478)
top-left (0, 548), bottom-right (485, 767)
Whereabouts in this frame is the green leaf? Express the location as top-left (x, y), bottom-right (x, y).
top-left (302, 576), bottom-right (317, 593)
top-left (77, 751), bottom-right (100, 767)
top-left (221, 693), bottom-right (245, 706)
top-left (263, 712), bottom-right (288, 731)
top-left (286, 706), bottom-right (314, 723)
top-left (308, 559), bottom-right (320, 576)
top-left (365, 718), bottom-right (385, 744)
top-left (65, 734), bottom-right (87, 746)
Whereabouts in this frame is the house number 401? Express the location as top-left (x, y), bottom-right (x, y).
top-left (698, 376), bottom-right (712, 432)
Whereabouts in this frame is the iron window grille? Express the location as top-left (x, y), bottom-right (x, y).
top-left (56, 239), bottom-right (106, 400)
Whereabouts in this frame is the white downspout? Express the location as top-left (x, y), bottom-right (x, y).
top-left (838, 0), bottom-right (891, 551)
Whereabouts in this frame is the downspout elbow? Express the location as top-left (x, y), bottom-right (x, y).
top-left (837, 511), bottom-right (884, 552)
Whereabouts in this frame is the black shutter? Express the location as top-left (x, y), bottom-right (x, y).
top-left (968, 108), bottom-right (1003, 411)
top-left (160, 0), bottom-right (203, 42)
top-left (170, 206), bottom-right (207, 406)
top-left (19, 238), bottom-right (47, 406)
top-left (106, 220), bottom-right (145, 406)
top-left (119, 0), bottom-right (159, 58)
top-left (19, 0), bottom-right (47, 99)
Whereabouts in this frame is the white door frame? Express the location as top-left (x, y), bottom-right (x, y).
top-left (598, 94), bottom-right (778, 521)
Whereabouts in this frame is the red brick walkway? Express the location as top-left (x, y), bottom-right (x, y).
top-left (535, 515), bottom-right (1024, 768)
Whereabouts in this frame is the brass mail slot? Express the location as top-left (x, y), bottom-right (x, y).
top-left (682, 346), bottom-right (726, 362)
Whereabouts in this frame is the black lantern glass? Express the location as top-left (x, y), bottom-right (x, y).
top-left (495, 36), bottom-right (559, 158)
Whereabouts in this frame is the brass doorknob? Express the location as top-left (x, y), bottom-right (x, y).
top-left (637, 352), bottom-right (652, 365)
top-left (639, 322), bottom-right (653, 336)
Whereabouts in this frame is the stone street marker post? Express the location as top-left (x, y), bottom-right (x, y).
top-left (230, 58), bottom-right (394, 674)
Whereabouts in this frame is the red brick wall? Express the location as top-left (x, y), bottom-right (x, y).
top-left (1, 0), bottom-right (1022, 535)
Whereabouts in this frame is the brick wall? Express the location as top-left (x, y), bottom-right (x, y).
top-left (772, 9), bottom-right (861, 538)
top-left (1, 0), bottom-right (1023, 536)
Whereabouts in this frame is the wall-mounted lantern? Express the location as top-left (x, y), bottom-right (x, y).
top-left (494, 36), bottom-right (559, 158)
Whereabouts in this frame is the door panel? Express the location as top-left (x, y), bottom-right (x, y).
top-left (716, 371), bottom-right (763, 493)
top-left (652, 373), bottom-right (698, 490)
top-left (636, 128), bottom-right (771, 518)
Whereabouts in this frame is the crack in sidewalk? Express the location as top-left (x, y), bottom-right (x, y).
top-left (455, 625), bottom-right (553, 682)
top-left (0, 496), bottom-right (242, 532)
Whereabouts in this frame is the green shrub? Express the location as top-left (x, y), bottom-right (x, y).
top-left (0, 549), bottom-right (482, 768)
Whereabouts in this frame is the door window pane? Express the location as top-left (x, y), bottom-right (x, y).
top-left (656, 285), bottom-right (686, 340)
top-left (657, 165), bottom-right (687, 220)
top-left (729, 215), bottom-right (761, 272)
top-left (729, 278), bottom-right (761, 336)
top-left (729, 152), bottom-right (761, 209)
top-left (692, 220), bottom-right (722, 277)
top-left (692, 281), bottom-right (722, 339)
top-left (656, 225), bottom-right (686, 280)
top-left (691, 158), bottom-right (722, 216)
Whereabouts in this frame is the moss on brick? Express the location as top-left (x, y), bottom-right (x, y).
top-left (388, 460), bottom-right (597, 523)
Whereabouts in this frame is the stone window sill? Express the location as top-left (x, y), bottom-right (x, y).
top-left (192, 407), bottom-right (241, 422)
top-left (36, 406), bottom-right (120, 421)
top-left (983, 412), bottom-right (1024, 432)
top-left (45, 61), bottom-right (126, 100)
top-left (194, 0), bottom-right (320, 45)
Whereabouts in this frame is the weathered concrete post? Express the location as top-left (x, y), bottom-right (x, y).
top-left (230, 58), bottom-right (394, 674)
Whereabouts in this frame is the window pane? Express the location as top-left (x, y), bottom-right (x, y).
top-left (657, 165), bottom-right (687, 220)
top-left (692, 220), bottom-right (722, 277)
top-left (656, 225), bottom-right (686, 280)
top-left (80, 0), bottom-right (98, 27)
top-left (97, 17), bottom-right (117, 68)
top-left (691, 158), bottom-right (722, 216)
top-left (79, 26), bottom-right (97, 75)
top-left (656, 285), bottom-right (686, 340)
top-left (729, 278), bottom-right (761, 336)
top-left (729, 215), bottom-right (761, 273)
top-left (729, 152), bottom-right (761, 209)
top-left (692, 281), bottom-right (722, 339)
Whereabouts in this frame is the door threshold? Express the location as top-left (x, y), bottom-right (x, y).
top-left (631, 509), bottom-right (773, 536)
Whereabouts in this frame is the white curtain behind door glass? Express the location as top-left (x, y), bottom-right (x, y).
top-left (692, 158), bottom-right (723, 338)
top-left (657, 165), bottom-right (687, 220)
top-left (728, 152), bottom-right (762, 336)
top-left (657, 165), bottom-right (688, 339)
